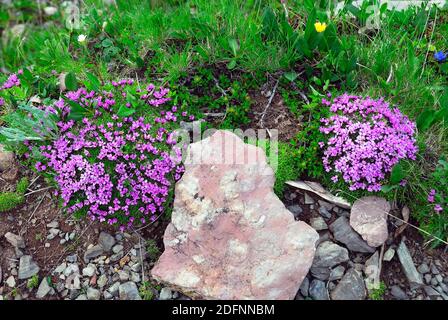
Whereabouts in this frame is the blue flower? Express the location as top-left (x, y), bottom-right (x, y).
top-left (434, 51), bottom-right (447, 63)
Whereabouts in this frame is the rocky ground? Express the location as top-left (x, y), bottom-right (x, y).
top-left (1, 138), bottom-right (448, 301)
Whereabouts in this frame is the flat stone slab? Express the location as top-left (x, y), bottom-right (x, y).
top-left (397, 240), bottom-right (424, 289)
top-left (350, 196), bottom-right (390, 247)
top-left (151, 130), bottom-right (319, 300)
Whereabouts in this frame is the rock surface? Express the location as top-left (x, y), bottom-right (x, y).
top-left (5, 232), bottom-right (25, 249)
top-left (350, 196), bottom-right (390, 247)
top-left (329, 216), bottom-right (375, 253)
top-left (397, 240), bottom-right (423, 289)
top-left (18, 255), bottom-right (40, 280)
top-left (331, 269), bottom-right (366, 300)
top-left (151, 130), bottom-right (319, 300)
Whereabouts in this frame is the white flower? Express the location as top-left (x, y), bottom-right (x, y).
top-left (77, 34), bottom-right (87, 43)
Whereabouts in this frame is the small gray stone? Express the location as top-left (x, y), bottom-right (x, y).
top-left (431, 264), bottom-right (440, 275)
top-left (390, 285), bottom-right (408, 300)
top-left (329, 216), bottom-right (375, 253)
top-left (299, 277), bottom-right (309, 297)
top-left (425, 274), bottom-right (432, 284)
top-left (287, 205), bottom-right (303, 219)
top-left (435, 274), bottom-right (443, 283)
top-left (383, 247), bottom-right (395, 262)
top-left (310, 267), bottom-right (331, 280)
top-left (5, 232), bottom-right (25, 249)
top-left (418, 263), bottom-right (430, 274)
top-left (119, 282), bottom-right (141, 300)
top-left (82, 264), bottom-right (96, 277)
top-left (118, 270), bottom-right (129, 281)
top-left (87, 287), bottom-right (101, 300)
top-left (330, 269), bottom-right (366, 300)
top-left (6, 275), bottom-right (16, 287)
top-left (312, 241), bottom-right (349, 269)
top-left (424, 286), bottom-right (440, 297)
top-left (18, 255), bottom-right (40, 280)
top-left (159, 287), bottom-right (173, 300)
top-left (36, 278), bottom-right (52, 299)
top-left (75, 294), bottom-right (87, 300)
top-left (318, 207), bottom-right (332, 220)
top-left (310, 216), bottom-right (328, 231)
top-left (431, 278), bottom-right (439, 286)
top-left (84, 245), bottom-right (104, 262)
top-left (104, 291), bottom-right (113, 299)
top-left (318, 200), bottom-right (334, 211)
top-left (98, 232), bottom-right (116, 252)
top-left (304, 193), bottom-right (314, 204)
top-left (69, 289), bottom-right (80, 300)
top-left (309, 279), bottom-right (329, 300)
top-left (112, 244), bottom-right (124, 254)
top-left (97, 274), bottom-right (108, 288)
top-left (329, 265), bottom-right (345, 281)
top-left (66, 254), bottom-right (77, 263)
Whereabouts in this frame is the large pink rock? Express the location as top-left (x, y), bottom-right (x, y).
top-left (350, 196), bottom-right (390, 247)
top-left (151, 130), bottom-right (319, 300)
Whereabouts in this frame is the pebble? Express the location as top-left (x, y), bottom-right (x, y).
top-left (309, 279), bottom-right (329, 300)
top-left (431, 264), bottom-right (440, 275)
top-left (6, 275), bottom-right (16, 287)
top-left (159, 287), bottom-right (173, 300)
top-left (330, 269), bottom-right (366, 300)
top-left (18, 255), bottom-right (40, 280)
top-left (423, 286), bottom-right (440, 297)
top-left (390, 285), bottom-right (408, 300)
top-left (82, 265), bottom-right (96, 277)
top-left (310, 216), bottom-right (328, 231)
top-left (287, 205), bottom-right (303, 219)
top-left (36, 278), bottom-right (52, 299)
top-left (112, 244), bottom-right (124, 254)
top-left (84, 245), bottom-right (104, 262)
top-left (5, 232), bottom-right (26, 248)
top-left (329, 265), bottom-right (345, 281)
top-left (99, 232), bottom-right (116, 252)
top-left (119, 282), bottom-right (141, 300)
top-left (304, 193), bottom-right (314, 205)
top-left (383, 247), bottom-right (395, 262)
top-left (299, 277), bottom-right (309, 297)
top-left (318, 207), bottom-right (332, 220)
top-left (424, 274), bottom-right (432, 284)
top-left (417, 263), bottom-right (430, 274)
top-left (87, 287), bottom-right (101, 300)
top-left (97, 274), bottom-right (108, 288)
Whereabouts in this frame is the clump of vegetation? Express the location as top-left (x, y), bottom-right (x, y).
top-left (368, 281), bottom-right (387, 300)
top-left (146, 239), bottom-right (161, 261)
top-left (26, 275), bottom-right (39, 289)
top-left (0, 177), bottom-right (29, 212)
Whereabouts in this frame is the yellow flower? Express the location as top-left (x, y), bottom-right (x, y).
top-left (314, 22), bottom-right (327, 33)
top-left (428, 44), bottom-right (436, 52)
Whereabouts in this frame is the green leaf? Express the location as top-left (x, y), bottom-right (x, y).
top-left (228, 38), bottom-right (239, 56)
top-left (85, 72), bottom-right (100, 91)
top-left (67, 101), bottom-right (86, 121)
top-left (117, 105), bottom-right (136, 117)
top-left (416, 109), bottom-right (436, 132)
top-left (390, 163), bottom-right (405, 185)
top-left (101, 38), bottom-right (113, 47)
top-left (65, 72), bottom-right (78, 91)
top-left (381, 184), bottom-right (397, 193)
top-left (227, 60), bottom-right (237, 70)
top-left (284, 71), bottom-right (298, 82)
